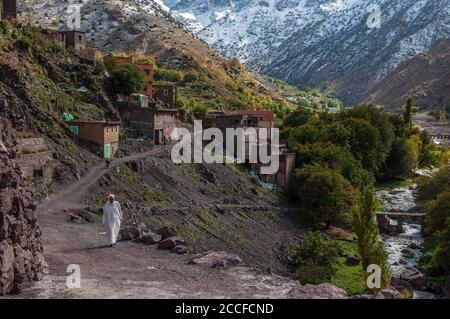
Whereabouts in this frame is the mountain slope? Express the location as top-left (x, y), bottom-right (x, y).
top-left (19, 0), bottom-right (292, 111)
top-left (165, 0), bottom-right (450, 106)
top-left (363, 39), bottom-right (450, 111)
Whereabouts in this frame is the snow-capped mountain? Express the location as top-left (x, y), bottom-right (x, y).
top-left (164, 0), bottom-right (450, 105)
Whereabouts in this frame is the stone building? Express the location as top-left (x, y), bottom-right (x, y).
top-left (0, 0), bottom-right (17, 20)
top-left (203, 109), bottom-right (295, 189)
top-left (68, 121), bottom-right (120, 159)
top-left (120, 106), bottom-right (177, 144)
top-left (16, 138), bottom-right (54, 192)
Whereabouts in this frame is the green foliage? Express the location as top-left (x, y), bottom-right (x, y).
top-left (433, 218), bottom-right (450, 273)
top-left (15, 36), bottom-right (32, 53)
top-left (109, 64), bottom-right (147, 95)
top-left (426, 191), bottom-right (450, 234)
top-left (290, 164), bottom-right (357, 229)
top-left (351, 188), bottom-right (391, 292)
top-left (417, 166), bottom-right (450, 201)
top-left (154, 68), bottom-right (183, 82)
top-left (293, 232), bottom-right (342, 284)
top-left (183, 71), bottom-right (199, 83)
top-left (404, 96), bottom-right (413, 129)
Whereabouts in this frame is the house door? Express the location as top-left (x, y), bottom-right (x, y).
top-left (155, 130), bottom-right (163, 145)
top-left (104, 144), bottom-right (111, 158)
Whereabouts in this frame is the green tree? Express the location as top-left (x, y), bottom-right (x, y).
top-left (109, 64), bottom-right (147, 95)
top-left (417, 166), bottom-right (450, 201)
top-left (293, 231), bottom-right (342, 284)
top-left (426, 191), bottom-right (450, 234)
top-left (290, 165), bottom-right (357, 229)
top-left (433, 217), bottom-right (450, 273)
top-left (351, 188), bottom-right (391, 292)
top-left (404, 96), bottom-right (413, 129)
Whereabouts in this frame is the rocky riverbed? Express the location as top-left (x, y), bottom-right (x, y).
top-left (376, 185), bottom-right (439, 299)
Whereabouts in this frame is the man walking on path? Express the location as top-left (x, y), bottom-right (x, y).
top-left (102, 194), bottom-right (122, 247)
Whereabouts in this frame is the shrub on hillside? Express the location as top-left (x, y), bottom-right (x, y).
top-left (154, 68), bottom-right (182, 82)
top-left (417, 166), bottom-right (450, 201)
top-left (293, 232), bottom-right (342, 284)
top-left (109, 64), bottom-right (147, 95)
top-left (426, 191), bottom-right (450, 234)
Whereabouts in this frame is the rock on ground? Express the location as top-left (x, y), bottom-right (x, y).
top-left (188, 251), bottom-right (243, 268)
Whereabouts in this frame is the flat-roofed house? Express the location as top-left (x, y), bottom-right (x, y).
top-left (64, 30), bottom-right (87, 53)
top-left (151, 84), bottom-right (175, 108)
top-left (0, 0), bottom-right (17, 20)
top-left (68, 121), bottom-right (120, 159)
top-left (121, 106), bottom-right (177, 144)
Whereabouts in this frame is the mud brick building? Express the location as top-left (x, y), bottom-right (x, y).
top-left (0, 0), bottom-right (17, 20)
top-left (68, 121), bottom-right (120, 158)
top-left (16, 137), bottom-right (54, 189)
top-left (121, 106), bottom-right (177, 144)
top-left (203, 109), bottom-right (295, 189)
top-left (151, 84), bottom-right (175, 107)
top-left (41, 29), bottom-right (96, 62)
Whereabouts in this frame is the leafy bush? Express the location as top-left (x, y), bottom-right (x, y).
top-left (154, 68), bottom-right (182, 82)
top-left (15, 36), bottom-right (32, 53)
top-left (293, 232), bottom-right (342, 284)
top-left (183, 71), bottom-right (199, 83)
top-left (109, 64), bottom-right (147, 95)
top-left (417, 166), bottom-right (450, 201)
top-left (426, 191), bottom-right (450, 234)
top-left (433, 217), bottom-right (450, 273)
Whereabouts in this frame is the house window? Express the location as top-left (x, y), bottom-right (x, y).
top-left (106, 128), bottom-right (109, 134)
top-left (164, 90), bottom-right (169, 96)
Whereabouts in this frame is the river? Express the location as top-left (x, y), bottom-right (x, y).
top-left (376, 184), bottom-right (439, 299)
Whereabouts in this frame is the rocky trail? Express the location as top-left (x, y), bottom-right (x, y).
top-left (6, 146), bottom-right (346, 299)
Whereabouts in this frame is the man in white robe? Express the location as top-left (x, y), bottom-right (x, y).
top-left (102, 194), bottom-right (122, 247)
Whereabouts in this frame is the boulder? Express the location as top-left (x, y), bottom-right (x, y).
top-left (391, 276), bottom-right (414, 292)
top-left (372, 288), bottom-right (404, 299)
top-left (288, 283), bottom-right (348, 299)
top-left (119, 224), bottom-right (141, 241)
top-left (189, 251), bottom-right (243, 268)
top-left (158, 236), bottom-right (185, 250)
top-left (344, 254), bottom-right (361, 266)
top-left (139, 232), bottom-right (161, 245)
top-left (400, 267), bottom-right (427, 290)
top-left (171, 245), bottom-right (188, 255)
top-left (156, 226), bottom-right (178, 240)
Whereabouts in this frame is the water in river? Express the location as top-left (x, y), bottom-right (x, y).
top-left (376, 185), bottom-right (439, 299)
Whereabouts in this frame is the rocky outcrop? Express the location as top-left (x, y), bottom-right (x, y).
top-left (188, 251), bottom-right (243, 269)
top-left (400, 267), bottom-right (427, 290)
top-left (0, 122), bottom-right (47, 295)
top-left (287, 284), bottom-right (348, 299)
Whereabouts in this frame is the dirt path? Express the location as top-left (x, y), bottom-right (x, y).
top-left (12, 147), bottom-right (305, 299)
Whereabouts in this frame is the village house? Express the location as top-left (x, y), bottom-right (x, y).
top-left (120, 106), bottom-right (177, 144)
top-left (16, 137), bottom-right (54, 194)
top-left (68, 121), bottom-right (120, 159)
top-left (203, 109), bottom-right (295, 189)
top-left (110, 55), bottom-right (176, 108)
top-left (0, 0), bottom-right (17, 20)
top-left (41, 29), bottom-right (96, 62)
